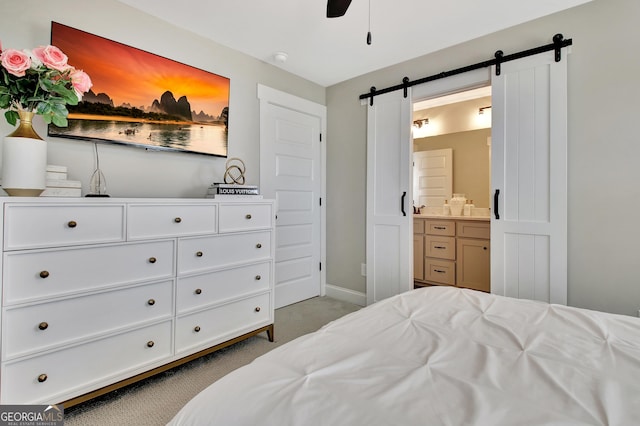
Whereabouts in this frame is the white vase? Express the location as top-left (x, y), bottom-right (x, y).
top-left (1, 112), bottom-right (47, 196)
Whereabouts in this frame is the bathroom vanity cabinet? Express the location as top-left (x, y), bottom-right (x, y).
top-left (414, 217), bottom-right (490, 292)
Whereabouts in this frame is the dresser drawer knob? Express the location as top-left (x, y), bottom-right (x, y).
top-left (67, 220), bottom-right (77, 228)
top-left (38, 322), bottom-right (49, 331)
top-left (38, 374), bottom-right (48, 383)
top-left (147, 341), bottom-right (155, 348)
top-left (195, 288), bottom-right (202, 295)
top-left (147, 299), bottom-right (156, 306)
top-left (196, 251), bottom-right (203, 257)
top-left (194, 326), bottom-right (201, 332)
top-left (255, 307), bottom-right (261, 312)
top-left (39, 270), bottom-right (50, 279)
top-left (256, 243), bottom-right (262, 249)
top-left (174, 217), bottom-right (182, 223)
top-left (245, 214), bottom-right (252, 219)
top-left (255, 275), bottom-right (261, 281)
top-left (148, 257), bottom-right (157, 264)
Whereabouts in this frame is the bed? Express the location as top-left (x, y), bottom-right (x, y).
top-left (168, 286), bottom-right (640, 425)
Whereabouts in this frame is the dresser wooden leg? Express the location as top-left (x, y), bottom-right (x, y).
top-left (266, 324), bottom-right (274, 342)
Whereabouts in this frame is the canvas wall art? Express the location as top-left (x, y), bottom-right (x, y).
top-left (49, 22), bottom-right (230, 157)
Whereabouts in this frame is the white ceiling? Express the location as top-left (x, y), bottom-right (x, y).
top-left (116, 0), bottom-right (591, 87)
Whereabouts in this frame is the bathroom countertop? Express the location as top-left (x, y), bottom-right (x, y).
top-left (413, 214), bottom-right (490, 221)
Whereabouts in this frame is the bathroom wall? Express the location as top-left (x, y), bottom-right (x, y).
top-left (414, 129), bottom-right (491, 208)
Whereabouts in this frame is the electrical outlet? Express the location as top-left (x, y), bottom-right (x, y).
top-left (361, 263), bottom-right (366, 277)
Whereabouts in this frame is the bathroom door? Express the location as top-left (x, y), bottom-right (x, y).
top-left (490, 50), bottom-right (568, 304)
top-left (366, 89), bottom-right (413, 305)
top-left (413, 148), bottom-right (453, 208)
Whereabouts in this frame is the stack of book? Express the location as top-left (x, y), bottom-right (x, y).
top-left (206, 183), bottom-right (262, 199)
top-left (41, 165), bottom-right (82, 197)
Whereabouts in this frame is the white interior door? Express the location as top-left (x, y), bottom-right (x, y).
top-left (413, 148), bottom-right (453, 208)
top-left (491, 50), bottom-right (568, 304)
top-left (366, 90), bottom-right (413, 305)
top-left (258, 85), bottom-right (325, 308)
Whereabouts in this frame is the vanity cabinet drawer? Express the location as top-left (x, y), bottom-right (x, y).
top-left (3, 280), bottom-right (174, 360)
top-left (128, 204), bottom-right (217, 240)
top-left (3, 204), bottom-right (125, 250)
top-left (425, 235), bottom-right (455, 260)
top-left (219, 203), bottom-right (272, 233)
top-left (177, 231), bottom-right (272, 274)
top-left (177, 262), bottom-right (271, 313)
top-left (425, 220), bottom-right (455, 236)
top-left (175, 293), bottom-right (271, 354)
top-left (3, 240), bottom-right (175, 305)
top-left (456, 221), bottom-right (490, 239)
top-left (1, 320), bottom-right (172, 405)
top-left (425, 258), bottom-right (456, 285)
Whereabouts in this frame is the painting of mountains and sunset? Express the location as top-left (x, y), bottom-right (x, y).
top-left (49, 22), bottom-right (230, 157)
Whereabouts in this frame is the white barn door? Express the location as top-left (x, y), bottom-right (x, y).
top-left (366, 90), bottom-right (413, 305)
top-left (491, 50), bottom-right (568, 304)
top-left (258, 85), bottom-right (325, 309)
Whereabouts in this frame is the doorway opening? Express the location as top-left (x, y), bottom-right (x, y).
top-left (412, 85), bottom-right (492, 292)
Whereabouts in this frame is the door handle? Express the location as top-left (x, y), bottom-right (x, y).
top-left (494, 189), bottom-right (500, 220)
top-left (401, 191), bottom-right (407, 216)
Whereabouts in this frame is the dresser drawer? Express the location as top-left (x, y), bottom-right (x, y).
top-left (175, 293), bottom-right (271, 354)
top-left (128, 203), bottom-right (217, 240)
top-left (456, 221), bottom-right (490, 239)
top-left (3, 204), bottom-right (125, 250)
top-left (177, 262), bottom-right (271, 313)
top-left (3, 241), bottom-right (175, 305)
top-left (177, 231), bottom-right (272, 274)
top-left (425, 220), bottom-right (455, 236)
top-left (425, 258), bottom-right (456, 285)
top-left (218, 203), bottom-right (272, 233)
top-left (3, 280), bottom-right (174, 360)
top-left (425, 235), bottom-right (456, 260)
top-left (1, 320), bottom-right (172, 404)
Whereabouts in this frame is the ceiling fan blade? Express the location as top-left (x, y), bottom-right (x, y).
top-left (327, 0), bottom-right (352, 18)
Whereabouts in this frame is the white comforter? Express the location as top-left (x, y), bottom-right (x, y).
top-left (168, 287), bottom-right (640, 425)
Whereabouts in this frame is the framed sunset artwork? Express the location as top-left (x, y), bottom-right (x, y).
top-left (48, 22), bottom-right (230, 157)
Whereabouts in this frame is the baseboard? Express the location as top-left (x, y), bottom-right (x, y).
top-left (325, 284), bottom-right (366, 306)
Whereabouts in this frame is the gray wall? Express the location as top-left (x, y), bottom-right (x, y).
top-left (326, 0), bottom-right (640, 316)
top-left (2, 0), bottom-right (325, 197)
top-left (6, 0), bottom-right (640, 316)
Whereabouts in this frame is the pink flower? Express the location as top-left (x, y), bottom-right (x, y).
top-left (32, 45), bottom-right (70, 72)
top-left (0, 48), bottom-right (31, 77)
top-left (70, 69), bottom-right (93, 99)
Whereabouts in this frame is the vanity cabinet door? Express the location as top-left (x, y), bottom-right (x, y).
top-left (457, 238), bottom-right (490, 292)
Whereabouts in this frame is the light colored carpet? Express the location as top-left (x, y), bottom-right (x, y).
top-left (63, 296), bottom-right (360, 426)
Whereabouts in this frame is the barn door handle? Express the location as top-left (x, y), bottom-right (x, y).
top-left (494, 189), bottom-right (500, 220)
top-left (401, 192), bottom-right (407, 216)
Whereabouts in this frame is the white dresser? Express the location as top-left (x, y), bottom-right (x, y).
top-left (0, 197), bottom-right (275, 406)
